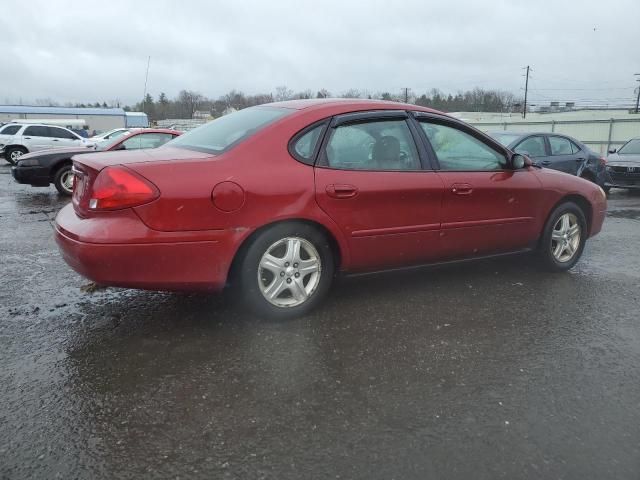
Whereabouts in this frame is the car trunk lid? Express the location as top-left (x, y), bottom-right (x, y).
top-left (70, 147), bottom-right (215, 217)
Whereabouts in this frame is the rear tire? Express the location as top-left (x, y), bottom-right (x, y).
top-left (539, 202), bottom-right (587, 272)
top-left (236, 222), bottom-right (335, 320)
top-left (5, 146), bottom-right (27, 165)
top-left (54, 164), bottom-right (74, 195)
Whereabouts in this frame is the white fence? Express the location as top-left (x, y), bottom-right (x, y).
top-left (470, 118), bottom-right (640, 154)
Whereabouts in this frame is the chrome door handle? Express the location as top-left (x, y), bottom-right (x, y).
top-left (451, 183), bottom-right (473, 195)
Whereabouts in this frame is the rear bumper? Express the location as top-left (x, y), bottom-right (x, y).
top-left (54, 204), bottom-right (237, 291)
top-left (11, 165), bottom-right (50, 186)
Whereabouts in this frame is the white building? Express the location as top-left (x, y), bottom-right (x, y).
top-left (0, 105), bottom-right (148, 132)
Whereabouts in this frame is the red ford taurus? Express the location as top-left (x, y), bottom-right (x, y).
top-left (55, 99), bottom-right (606, 319)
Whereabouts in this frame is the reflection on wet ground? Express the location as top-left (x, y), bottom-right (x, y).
top-left (1, 165), bottom-right (640, 479)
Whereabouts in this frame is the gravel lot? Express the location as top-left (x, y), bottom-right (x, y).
top-left (1, 163), bottom-right (639, 479)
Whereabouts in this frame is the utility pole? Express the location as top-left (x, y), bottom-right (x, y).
top-left (523, 65), bottom-right (530, 119)
top-left (635, 73), bottom-right (640, 114)
top-left (403, 87), bottom-right (409, 103)
top-left (141, 55), bottom-right (151, 114)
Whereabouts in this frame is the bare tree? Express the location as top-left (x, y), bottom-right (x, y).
top-left (178, 90), bottom-right (203, 118)
top-left (341, 89), bottom-right (362, 99)
top-left (274, 85), bottom-right (294, 102)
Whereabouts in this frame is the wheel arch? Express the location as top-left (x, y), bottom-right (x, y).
top-left (49, 158), bottom-right (73, 180)
top-left (5, 144), bottom-right (28, 153)
top-left (226, 218), bottom-right (345, 286)
top-left (544, 194), bottom-right (593, 239)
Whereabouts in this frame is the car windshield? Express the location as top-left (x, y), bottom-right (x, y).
top-left (488, 132), bottom-right (522, 146)
top-left (167, 106), bottom-right (291, 154)
top-left (618, 139), bottom-right (640, 155)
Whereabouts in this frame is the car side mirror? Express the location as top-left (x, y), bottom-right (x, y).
top-left (511, 153), bottom-right (530, 169)
top-left (608, 148), bottom-right (616, 154)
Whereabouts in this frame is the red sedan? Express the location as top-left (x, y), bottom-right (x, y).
top-left (55, 99), bottom-right (606, 319)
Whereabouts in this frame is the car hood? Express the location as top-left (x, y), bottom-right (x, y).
top-left (19, 146), bottom-right (94, 160)
top-left (72, 146), bottom-right (215, 171)
top-left (606, 153), bottom-right (640, 167)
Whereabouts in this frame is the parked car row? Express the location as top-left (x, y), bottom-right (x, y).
top-left (489, 131), bottom-right (640, 193)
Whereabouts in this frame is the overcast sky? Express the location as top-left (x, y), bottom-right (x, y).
top-left (1, 0), bottom-right (638, 107)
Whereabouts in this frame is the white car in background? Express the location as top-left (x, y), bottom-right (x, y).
top-left (0, 123), bottom-right (94, 164)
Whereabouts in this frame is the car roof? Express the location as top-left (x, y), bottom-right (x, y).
top-left (262, 98), bottom-right (442, 115)
top-left (127, 128), bottom-right (182, 135)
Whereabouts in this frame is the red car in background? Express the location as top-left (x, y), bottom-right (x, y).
top-left (12, 128), bottom-right (181, 195)
top-left (54, 100), bottom-right (606, 319)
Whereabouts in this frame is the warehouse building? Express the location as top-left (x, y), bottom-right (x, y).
top-left (0, 105), bottom-right (148, 132)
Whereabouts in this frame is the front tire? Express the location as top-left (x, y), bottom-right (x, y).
top-left (539, 202), bottom-right (587, 272)
top-left (5, 146), bottom-right (27, 165)
top-left (237, 223), bottom-right (335, 320)
top-left (53, 164), bottom-right (74, 195)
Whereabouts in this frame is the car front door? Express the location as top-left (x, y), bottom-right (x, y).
top-left (414, 115), bottom-right (543, 259)
top-left (314, 112), bottom-right (445, 271)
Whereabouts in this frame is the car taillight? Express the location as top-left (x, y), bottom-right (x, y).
top-left (88, 166), bottom-right (159, 211)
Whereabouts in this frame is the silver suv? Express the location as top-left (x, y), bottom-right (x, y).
top-left (0, 123), bottom-right (93, 164)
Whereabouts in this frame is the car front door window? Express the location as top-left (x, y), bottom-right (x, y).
top-left (419, 122), bottom-right (506, 170)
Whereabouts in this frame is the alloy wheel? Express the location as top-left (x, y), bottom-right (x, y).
top-left (10, 150), bottom-right (24, 162)
top-left (60, 170), bottom-right (74, 194)
top-left (551, 213), bottom-right (581, 263)
top-left (257, 237), bottom-right (322, 307)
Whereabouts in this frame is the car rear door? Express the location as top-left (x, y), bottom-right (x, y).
top-left (547, 135), bottom-right (583, 175)
top-left (49, 127), bottom-right (84, 148)
top-left (313, 111), bottom-right (445, 271)
top-left (512, 135), bottom-right (549, 165)
top-left (21, 125), bottom-right (51, 152)
top-left (413, 114), bottom-right (543, 259)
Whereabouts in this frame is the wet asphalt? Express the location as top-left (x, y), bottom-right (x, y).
top-left (1, 163), bottom-right (639, 480)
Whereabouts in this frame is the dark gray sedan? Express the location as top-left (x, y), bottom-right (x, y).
top-left (605, 138), bottom-right (640, 191)
top-left (489, 131), bottom-right (607, 189)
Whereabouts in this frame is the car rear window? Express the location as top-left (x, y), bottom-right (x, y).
top-left (168, 106), bottom-right (291, 154)
top-left (0, 125), bottom-right (21, 135)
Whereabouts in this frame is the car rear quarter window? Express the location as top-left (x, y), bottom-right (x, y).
top-left (289, 123), bottom-right (326, 165)
top-left (420, 121), bottom-right (506, 171)
top-left (24, 126), bottom-right (50, 137)
top-left (514, 136), bottom-right (546, 157)
top-left (0, 125), bottom-right (20, 135)
top-left (168, 106), bottom-right (291, 154)
top-left (325, 119), bottom-right (420, 171)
